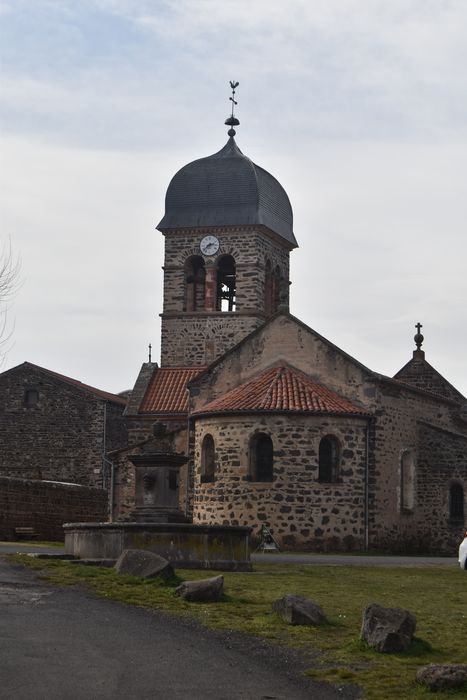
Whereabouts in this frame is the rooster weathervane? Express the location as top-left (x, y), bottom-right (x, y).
top-left (225, 80), bottom-right (240, 136)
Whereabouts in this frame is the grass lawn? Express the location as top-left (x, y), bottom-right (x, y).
top-left (11, 555), bottom-right (467, 699)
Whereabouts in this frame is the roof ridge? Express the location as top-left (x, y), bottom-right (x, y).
top-left (263, 365), bottom-right (283, 409)
top-left (9, 362), bottom-right (127, 405)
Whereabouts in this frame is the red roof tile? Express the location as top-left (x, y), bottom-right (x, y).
top-left (193, 364), bottom-right (369, 417)
top-left (139, 366), bottom-right (205, 414)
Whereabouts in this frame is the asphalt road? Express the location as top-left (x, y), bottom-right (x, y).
top-left (0, 554), bottom-right (359, 700)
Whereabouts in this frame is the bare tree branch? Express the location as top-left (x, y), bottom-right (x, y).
top-left (0, 238), bottom-right (21, 362)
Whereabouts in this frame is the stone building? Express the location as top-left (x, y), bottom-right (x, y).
top-left (108, 119), bottom-right (467, 554)
top-left (0, 361), bottom-right (127, 487)
top-left (119, 112), bottom-right (467, 553)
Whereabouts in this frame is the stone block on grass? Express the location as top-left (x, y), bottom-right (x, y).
top-left (114, 549), bottom-right (174, 580)
top-left (175, 575), bottom-right (224, 602)
top-left (416, 664), bottom-right (467, 691)
top-left (272, 594), bottom-right (327, 625)
top-left (361, 603), bottom-right (416, 653)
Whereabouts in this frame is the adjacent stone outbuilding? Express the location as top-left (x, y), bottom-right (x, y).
top-left (0, 362), bottom-right (128, 488)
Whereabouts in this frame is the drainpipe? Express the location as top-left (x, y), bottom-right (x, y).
top-left (102, 401), bottom-right (115, 521)
top-left (102, 456), bottom-right (115, 522)
top-left (185, 415), bottom-right (193, 520)
top-left (102, 402), bottom-right (107, 488)
top-left (364, 418), bottom-right (372, 551)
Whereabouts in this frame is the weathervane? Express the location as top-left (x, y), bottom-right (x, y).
top-left (225, 80), bottom-right (240, 136)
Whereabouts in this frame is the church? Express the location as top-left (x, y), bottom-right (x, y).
top-left (112, 97), bottom-right (467, 556)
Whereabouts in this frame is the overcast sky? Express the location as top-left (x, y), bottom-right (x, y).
top-left (1, 0), bottom-right (466, 396)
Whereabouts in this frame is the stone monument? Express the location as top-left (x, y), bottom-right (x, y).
top-left (64, 422), bottom-right (252, 570)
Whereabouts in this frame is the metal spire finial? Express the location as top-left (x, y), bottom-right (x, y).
top-left (224, 80), bottom-right (240, 136)
top-left (148, 343), bottom-right (152, 362)
top-left (414, 322), bottom-right (424, 351)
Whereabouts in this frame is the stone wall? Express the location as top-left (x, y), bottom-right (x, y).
top-left (0, 477), bottom-right (108, 541)
top-left (192, 413), bottom-right (369, 550)
top-left (160, 227), bottom-right (290, 366)
top-left (0, 364), bottom-right (127, 487)
top-left (369, 381), bottom-right (466, 554)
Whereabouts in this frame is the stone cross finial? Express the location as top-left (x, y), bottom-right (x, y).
top-left (414, 322), bottom-right (424, 351)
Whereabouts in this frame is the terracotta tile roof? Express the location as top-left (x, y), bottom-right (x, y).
top-left (193, 364), bottom-right (370, 417)
top-left (139, 366), bottom-right (205, 414)
top-left (19, 362), bottom-right (127, 405)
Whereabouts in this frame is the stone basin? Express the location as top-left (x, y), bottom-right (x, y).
top-left (64, 522), bottom-right (252, 571)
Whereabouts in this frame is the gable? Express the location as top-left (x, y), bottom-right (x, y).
top-left (394, 355), bottom-right (466, 405)
top-left (189, 313), bottom-right (377, 412)
top-left (0, 362), bottom-right (126, 407)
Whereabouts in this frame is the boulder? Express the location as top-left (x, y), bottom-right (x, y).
top-left (114, 549), bottom-right (174, 580)
top-left (361, 603), bottom-right (416, 653)
top-left (272, 594), bottom-right (327, 625)
top-left (416, 664), bottom-right (467, 691)
top-left (175, 575), bottom-right (224, 602)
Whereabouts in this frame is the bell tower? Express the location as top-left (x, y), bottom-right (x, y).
top-left (157, 83), bottom-right (298, 367)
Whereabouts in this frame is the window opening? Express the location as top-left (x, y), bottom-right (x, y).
top-left (216, 255), bottom-right (236, 312)
top-left (168, 470), bottom-right (178, 491)
top-left (201, 434), bottom-right (215, 483)
top-left (318, 435), bottom-right (340, 482)
top-left (273, 265), bottom-right (281, 313)
top-left (401, 450), bottom-right (415, 511)
top-left (24, 389), bottom-right (39, 407)
top-left (264, 259), bottom-right (273, 316)
top-left (450, 483), bottom-right (464, 521)
top-left (250, 433), bottom-right (273, 482)
top-left (185, 256), bottom-right (206, 311)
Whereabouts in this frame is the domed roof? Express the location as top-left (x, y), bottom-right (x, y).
top-left (157, 135), bottom-right (297, 248)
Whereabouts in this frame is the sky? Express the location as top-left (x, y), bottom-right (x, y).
top-left (1, 0), bottom-right (466, 396)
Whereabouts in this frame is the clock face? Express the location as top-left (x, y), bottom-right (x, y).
top-left (200, 235), bottom-right (220, 256)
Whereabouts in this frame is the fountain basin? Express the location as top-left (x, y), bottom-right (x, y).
top-left (64, 522), bottom-right (252, 571)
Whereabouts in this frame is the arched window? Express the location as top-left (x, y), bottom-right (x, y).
top-left (185, 256), bottom-right (206, 311)
top-left (216, 255), bottom-right (236, 312)
top-left (250, 433), bottom-right (273, 482)
top-left (401, 450), bottom-right (415, 511)
top-left (450, 483), bottom-right (464, 521)
top-left (201, 434), bottom-right (215, 483)
top-left (318, 435), bottom-right (340, 483)
top-left (264, 259), bottom-right (273, 316)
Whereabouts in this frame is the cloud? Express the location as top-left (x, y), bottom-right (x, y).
top-left (2, 0), bottom-right (467, 150)
top-left (1, 1), bottom-right (466, 394)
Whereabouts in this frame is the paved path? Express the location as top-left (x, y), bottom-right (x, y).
top-left (0, 555), bottom-right (358, 700)
top-left (252, 552), bottom-right (458, 567)
top-left (0, 543), bottom-right (458, 567)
